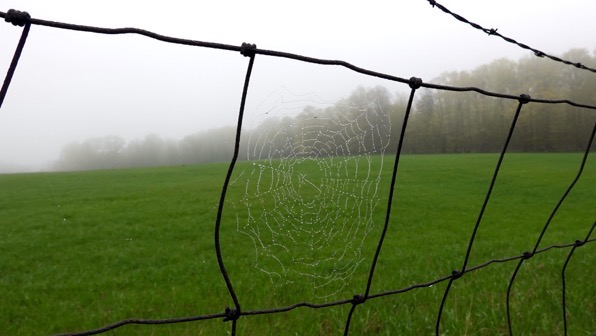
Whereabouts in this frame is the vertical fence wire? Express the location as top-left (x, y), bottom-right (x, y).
top-left (0, 13), bottom-right (30, 109)
top-left (343, 77), bottom-right (422, 336)
top-left (435, 94), bottom-right (529, 335)
top-left (561, 221), bottom-right (595, 336)
top-left (0, 8), bottom-right (595, 336)
top-left (213, 44), bottom-right (257, 335)
top-left (506, 122), bottom-right (596, 336)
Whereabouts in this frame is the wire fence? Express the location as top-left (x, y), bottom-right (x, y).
top-left (1, 2), bottom-right (595, 335)
top-left (426, 0), bottom-right (596, 74)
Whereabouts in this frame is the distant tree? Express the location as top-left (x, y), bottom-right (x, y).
top-left (54, 48), bottom-right (596, 171)
top-left (55, 136), bottom-right (126, 171)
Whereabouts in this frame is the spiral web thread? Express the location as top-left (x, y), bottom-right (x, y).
top-left (1, 3), bottom-right (595, 335)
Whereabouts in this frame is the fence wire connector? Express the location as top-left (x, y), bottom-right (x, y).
top-left (352, 294), bottom-right (366, 305)
top-left (451, 269), bottom-right (462, 280)
top-left (223, 307), bottom-right (240, 322)
top-left (408, 77), bottom-right (423, 90)
top-left (518, 94), bottom-right (531, 104)
top-left (522, 251), bottom-right (533, 260)
top-left (5, 9), bottom-right (31, 27)
top-left (240, 42), bottom-right (257, 57)
top-left (573, 239), bottom-right (585, 247)
top-left (427, 0), bottom-right (436, 7)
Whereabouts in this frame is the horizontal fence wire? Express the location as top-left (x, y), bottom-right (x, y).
top-left (426, 0), bottom-right (596, 74)
top-left (1, 9), bottom-right (596, 109)
top-left (1, 7), bottom-right (595, 336)
top-left (46, 238), bottom-right (596, 336)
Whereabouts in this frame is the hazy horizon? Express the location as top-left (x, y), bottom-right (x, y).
top-left (1, 0), bottom-right (595, 172)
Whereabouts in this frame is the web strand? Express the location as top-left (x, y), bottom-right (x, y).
top-left (0, 9), bottom-right (594, 336)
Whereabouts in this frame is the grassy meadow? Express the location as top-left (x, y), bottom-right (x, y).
top-left (0, 153), bottom-right (594, 335)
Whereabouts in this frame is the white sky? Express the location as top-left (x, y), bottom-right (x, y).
top-left (1, 0), bottom-right (595, 171)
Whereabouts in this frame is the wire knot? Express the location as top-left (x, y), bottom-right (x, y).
top-left (240, 42), bottom-right (257, 57)
top-left (428, 0), bottom-right (436, 7)
top-left (574, 240), bottom-right (585, 247)
top-left (408, 77), bottom-right (423, 90)
top-left (534, 51), bottom-right (545, 58)
top-left (223, 307), bottom-right (240, 322)
top-left (518, 94), bottom-right (531, 104)
top-left (5, 9), bottom-right (31, 27)
top-left (451, 270), bottom-right (462, 280)
top-left (352, 294), bottom-right (366, 305)
top-left (522, 251), bottom-right (533, 260)
top-left (574, 62), bottom-right (584, 69)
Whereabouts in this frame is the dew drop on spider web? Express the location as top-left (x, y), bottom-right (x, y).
top-left (227, 85), bottom-right (393, 299)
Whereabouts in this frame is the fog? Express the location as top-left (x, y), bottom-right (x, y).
top-left (1, 0), bottom-right (595, 172)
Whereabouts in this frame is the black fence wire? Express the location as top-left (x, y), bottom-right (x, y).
top-left (1, 5), bottom-right (595, 336)
top-left (427, 0), bottom-right (596, 74)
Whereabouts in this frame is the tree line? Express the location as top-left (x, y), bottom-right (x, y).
top-left (404, 48), bottom-right (596, 154)
top-left (54, 48), bottom-right (596, 171)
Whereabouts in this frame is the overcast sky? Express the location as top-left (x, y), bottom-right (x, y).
top-left (1, 0), bottom-right (595, 171)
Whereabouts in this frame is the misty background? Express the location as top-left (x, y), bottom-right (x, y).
top-left (51, 50), bottom-right (596, 171)
top-left (1, 0), bottom-right (595, 172)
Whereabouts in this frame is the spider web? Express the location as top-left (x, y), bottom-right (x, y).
top-left (228, 86), bottom-right (392, 298)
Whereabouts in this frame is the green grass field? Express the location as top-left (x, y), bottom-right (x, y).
top-left (0, 153), bottom-right (594, 335)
